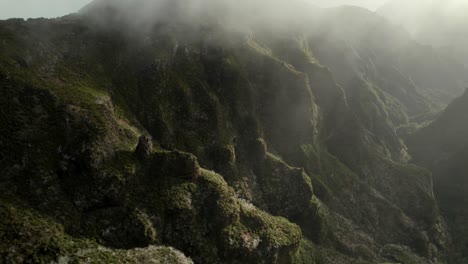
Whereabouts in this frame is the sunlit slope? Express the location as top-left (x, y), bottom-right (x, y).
top-left (308, 6), bottom-right (468, 115)
top-left (0, 1), bottom-right (461, 263)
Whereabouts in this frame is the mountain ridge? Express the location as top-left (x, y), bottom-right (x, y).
top-left (407, 89), bottom-right (468, 263)
top-left (0, 0), bottom-right (465, 263)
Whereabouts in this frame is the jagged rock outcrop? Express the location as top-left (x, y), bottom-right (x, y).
top-left (135, 135), bottom-right (153, 161)
top-left (0, 1), bottom-right (462, 263)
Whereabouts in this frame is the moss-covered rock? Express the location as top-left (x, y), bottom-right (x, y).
top-left (0, 5), bottom-right (454, 263)
top-left (0, 201), bottom-right (193, 264)
top-left (254, 153), bottom-right (314, 220)
top-left (149, 150), bottom-right (201, 180)
top-left (153, 169), bottom-right (302, 264)
top-left (380, 244), bottom-right (429, 264)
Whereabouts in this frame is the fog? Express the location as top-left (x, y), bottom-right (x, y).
top-left (307, 0), bottom-right (387, 10)
top-left (1, 0), bottom-right (465, 68)
top-left (378, 0), bottom-right (468, 65)
top-left (89, 0), bottom-right (466, 104)
top-left (79, 0), bottom-right (321, 34)
top-left (1, 0), bottom-right (467, 78)
top-left (2, 1), bottom-right (468, 263)
top-left (378, 0), bottom-right (468, 35)
top-left (0, 0), bottom-right (387, 20)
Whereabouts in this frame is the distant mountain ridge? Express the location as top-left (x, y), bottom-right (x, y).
top-left (378, 0), bottom-right (468, 66)
top-left (0, 0), bottom-right (466, 263)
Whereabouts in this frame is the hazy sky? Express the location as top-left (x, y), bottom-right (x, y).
top-left (308, 0), bottom-right (388, 10)
top-left (0, 0), bottom-right (92, 19)
top-left (0, 0), bottom-right (388, 19)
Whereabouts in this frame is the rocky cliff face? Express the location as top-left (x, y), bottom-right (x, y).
top-left (407, 90), bottom-right (468, 263)
top-left (0, 1), bottom-right (462, 263)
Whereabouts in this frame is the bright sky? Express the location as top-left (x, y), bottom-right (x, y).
top-left (307, 0), bottom-right (388, 10)
top-left (0, 0), bottom-right (92, 19)
top-left (0, 0), bottom-right (388, 19)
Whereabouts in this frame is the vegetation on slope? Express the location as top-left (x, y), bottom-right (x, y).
top-left (407, 89), bottom-right (468, 263)
top-left (0, 1), bottom-right (463, 263)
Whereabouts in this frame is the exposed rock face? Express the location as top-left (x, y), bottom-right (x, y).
top-left (407, 89), bottom-right (468, 262)
top-left (135, 135), bottom-right (153, 161)
top-left (251, 138), bottom-right (268, 163)
top-left (0, 1), bottom-right (462, 263)
top-left (151, 150), bottom-right (201, 180)
top-left (255, 153), bottom-right (313, 220)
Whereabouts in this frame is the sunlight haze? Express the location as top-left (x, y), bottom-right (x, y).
top-left (1, 0), bottom-right (468, 263)
top-left (0, 0), bottom-right (389, 19)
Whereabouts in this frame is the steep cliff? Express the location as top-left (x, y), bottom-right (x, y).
top-left (407, 90), bottom-right (468, 263)
top-left (0, 1), bottom-right (460, 263)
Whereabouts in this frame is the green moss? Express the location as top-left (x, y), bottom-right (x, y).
top-left (292, 239), bottom-right (318, 264)
top-left (101, 151), bottom-right (139, 181)
top-left (162, 182), bottom-right (197, 211)
top-left (199, 169), bottom-right (230, 187)
top-left (0, 201), bottom-right (68, 263)
top-left (380, 244), bottom-right (426, 264)
top-left (0, 15), bottom-right (450, 264)
top-left (198, 170), bottom-right (241, 222)
top-left (0, 201), bottom-right (192, 263)
top-left (150, 168), bottom-right (302, 263)
top-left (292, 238), bottom-right (377, 264)
top-left (254, 153), bottom-right (314, 220)
top-left (239, 200), bottom-right (302, 251)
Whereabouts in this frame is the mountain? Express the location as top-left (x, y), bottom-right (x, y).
top-left (378, 0), bottom-right (468, 67)
top-left (407, 89), bottom-right (468, 263)
top-left (309, 5), bottom-right (468, 114)
top-left (0, 0), bottom-right (465, 263)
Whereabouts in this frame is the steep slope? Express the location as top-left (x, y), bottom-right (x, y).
top-left (407, 90), bottom-right (468, 263)
top-left (0, 1), bottom-right (455, 263)
top-left (1, 201), bottom-right (193, 264)
top-left (308, 6), bottom-right (468, 115)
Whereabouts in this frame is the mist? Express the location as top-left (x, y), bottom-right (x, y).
top-left (379, 0), bottom-right (468, 35)
top-left (378, 0), bottom-right (468, 65)
top-left (80, 0), bottom-right (319, 34)
top-left (0, 0), bottom-right (387, 20)
top-left (2, 0), bottom-right (468, 263)
top-left (307, 0), bottom-right (387, 10)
